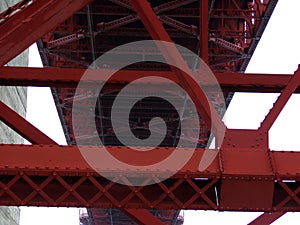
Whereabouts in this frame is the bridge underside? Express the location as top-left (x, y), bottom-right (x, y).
top-left (1, 0), bottom-right (296, 225)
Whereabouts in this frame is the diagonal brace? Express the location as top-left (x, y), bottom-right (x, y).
top-left (259, 66), bottom-right (300, 132)
top-left (0, 0), bottom-right (92, 66)
top-left (0, 101), bottom-right (57, 144)
top-left (129, 0), bottom-right (226, 140)
top-left (248, 212), bottom-right (286, 225)
top-left (123, 209), bottom-right (165, 225)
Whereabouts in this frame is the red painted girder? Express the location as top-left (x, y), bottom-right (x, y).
top-left (0, 145), bottom-right (218, 176)
top-left (0, 144), bottom-right (300, 210)
top-left (108, 0), bottom-right (197, 14)
top-left (128, 0), bottom-right (213, 131)
top-left (0, 67), bottom-right (294, 93)
top-left (96, 15), bottom-right (139, 33)
top-left (0, 0), bottom-right (92, 66)
top-left (153, 0), bottom-right (197, 14)
top-left (158, 16), bottom-right (197, 36)
top-left (123, 209), bottom-right (165, 225)
top-left (209, 37), bottom-right (244, 54)
top-left (108, 0), bottom-right (134, 11)
top-left (248, 212), bottom-right (286, 225)
top-left (0, 0), bottom-right (32, 22)
top-left (200, 0), bottom-right (209, 63)
top-left (48, 33), bottom-right (85, 48)
top-left (119, 0), bottom-right (228, 138)
top-left (0, 101), bottom-right (57, 144)
top-left (260, 66), bottom-right (300, 132)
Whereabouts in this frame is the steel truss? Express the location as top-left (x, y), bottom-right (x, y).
top-left (0, 143), bottom-right (300, 212)
top-left (0, 0), bottom-right (295, 224)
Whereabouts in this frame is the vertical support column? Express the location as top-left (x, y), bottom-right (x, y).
top-left (200, 0), bottom-right (209, 64)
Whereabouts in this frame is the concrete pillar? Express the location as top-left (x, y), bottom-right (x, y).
top-left (0, 1), bottom-right (29, 224)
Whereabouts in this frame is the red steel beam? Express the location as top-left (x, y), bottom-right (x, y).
top-left (260, 66), bottom-right (300, 132)
top-left (112, 0), bottom-right (227, 138)
top-left (0, 101), bottom-right (57, 144)
top-left (0, 66), bottom-right (293, 93)
top-left (248, 212), bottom-right (286, 225)
top-left (0, 0), bottom-right (92, 66)
top-left (123, 209), bottom-right (165, 225)
top-left (159, 15), bottom-right (197, 35)
top-left (128, 0), bottom-right (214, 131)
top-left (0, 144), bottom-right (300, 211)
top-left (153, 0), bottom-right (197, 14)
top-left (108, 0), bottom-right (197, 15)
top-left (200, 0), bottom-right (209, 63)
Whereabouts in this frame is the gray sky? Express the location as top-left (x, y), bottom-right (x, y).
top-left (21, 0), bottom-right (300, 224)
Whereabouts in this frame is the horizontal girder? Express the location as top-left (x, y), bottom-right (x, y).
top-left (0, 144), bottom-right (300, 211)
top-left (0, 66), bottom-right (294, 93)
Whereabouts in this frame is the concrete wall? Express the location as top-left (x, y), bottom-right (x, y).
top-left (0, 1), bottom-right (29, 224)
top-left (0, 55), bottom-right (28, 144)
